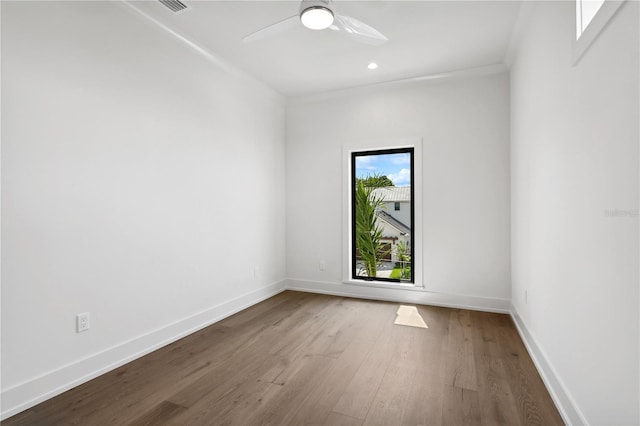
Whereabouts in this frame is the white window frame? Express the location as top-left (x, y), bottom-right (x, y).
top-left (573, 0), bottom-right (626, 64)
top-left (342, 138), bottom-right (423, 290)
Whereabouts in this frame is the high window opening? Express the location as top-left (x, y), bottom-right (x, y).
top-left (351, 148), bottom-right (414, 283)
top-left (573, 0), bottom-right (625, 63)
top-left (576, 0), bottom-right (605, 39)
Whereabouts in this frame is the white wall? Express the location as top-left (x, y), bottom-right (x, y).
top-left (286, 71), bottom-right (511, 310)
top-left (381, 201), bottom-right (411, 229)
top-left (1, 1), bottom-right (286, 417)
top-left (6, 1), bottom-right (636, 424)
top-left (510, 1), bottom-right (639, 424)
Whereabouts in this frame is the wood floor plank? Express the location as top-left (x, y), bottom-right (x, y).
top-left (127, 400), bottom-right (187, 426)
top-left (236, 354), bottom-right (335, 425)
top-left (3, 292), bottom-right (563, 426)
top-left (494, 321), bottom-right (564, 426)
top-left (475, 354), bottom-right (523, 426)
top-left (220, 291), bottom-right (312, 329)
top-left (470, 310), bottom-right (503, 359)
top-left (324, 412), bottom-right (364, 426)
top-left (331, 321), bottom-right (397, 420)
top-left (308, 299), bottom-right (375, 359)
top-left (415, 304), bottom-right (451, 332)
top-left (441, 385), bottom-right (482, 426)
top-left (163, 373), bottom-right (276, 425)
top-left (267, 296), bottom-right (344, 358)
top-left (442, 309), bottom-right (478, 391)
top-left (471, 312), bottom-right (522, 426)
top-left (362, 363), bottom-right (416, 426)
top-left (285, 337), bottom-right (376, 425)
top-left (163, 293), bottom-right (339, 410)
top-left (220, 382), bottom-right (283, 426)
top-left (400, 332), bottom-right (446, 426)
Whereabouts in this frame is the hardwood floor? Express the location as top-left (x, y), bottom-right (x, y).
top-left (3, 291), bottom-right (564, 426)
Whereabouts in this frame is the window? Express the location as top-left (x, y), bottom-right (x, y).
top-left (573, 0), bottom-right (625, 63)
top-left (351, 148), bottom-right (414, 283)
top-left (576, 0), bottom-right (605, 39)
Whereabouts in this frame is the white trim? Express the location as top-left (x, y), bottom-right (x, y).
top-left (503, 0), bottom-right (535, 67)
top-left (573, 0), bottom-right (626, 65)
top-left (0, 281), bottom-right (286, 421)
top-left (510, 304), bottom-right (588, 426)
top-left (117, 1), bottom-right (281, 103)
top-left (285, 279), bottom-right (510, 314)
top-left (288, 64), bottom-right (508, 106)
top-left (342, 279), bottom-right (416, 292)
top-left (342, 139), bottom-right (423, 289)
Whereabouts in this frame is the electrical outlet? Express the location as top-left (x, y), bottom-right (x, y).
top-left (77, 312), bottom-right (90, 333)
top-left (253, 267), bottom-right (259, 278)
top-left (525, 290), bottom-right (528, 304)
top-left (319, 261), bottom-right (327, 271)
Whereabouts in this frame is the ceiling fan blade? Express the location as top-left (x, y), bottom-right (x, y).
top-left (330, 14), bottom-right (388, 45)
top-left (243, 15), bottom-right (299, 43)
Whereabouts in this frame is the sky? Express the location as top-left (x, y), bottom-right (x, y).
top-left (355, 152), bottom-right (411, 186)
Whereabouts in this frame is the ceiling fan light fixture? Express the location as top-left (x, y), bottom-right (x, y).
top-left (300, 6), bottom-right (334, 30)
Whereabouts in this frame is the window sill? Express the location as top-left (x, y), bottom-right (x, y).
top-left (342, 279), bottom-right (422, 291)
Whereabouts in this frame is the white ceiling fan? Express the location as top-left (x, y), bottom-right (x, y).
top-left (243, 0), bottom-right (388, 45)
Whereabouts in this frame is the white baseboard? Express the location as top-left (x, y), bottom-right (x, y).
top-left (284, 278), bottom-right (511, 313)
top-left (510, 304), bottom-right (587, 426)
top-left (1, 281), bottom-right (286, 421)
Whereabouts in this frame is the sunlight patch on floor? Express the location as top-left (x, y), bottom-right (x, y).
top-left (394, 305), bottom-right (428, 329)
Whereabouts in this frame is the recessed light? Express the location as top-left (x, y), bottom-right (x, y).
top-left (368, 62), bottom-right (378, 70)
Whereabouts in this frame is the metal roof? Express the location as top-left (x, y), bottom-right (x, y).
top-left (376, 210), bottom-right (411, 235)
top-left (370, 186), bottom-right (411, 202)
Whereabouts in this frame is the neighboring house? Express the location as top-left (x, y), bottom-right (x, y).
top-left (371, 186), bottom-right (411, 225)
top-left (370, 186), bottom-right (411, 262)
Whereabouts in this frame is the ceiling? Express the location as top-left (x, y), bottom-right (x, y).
top-left (129, 1), bottom-right (522, 97)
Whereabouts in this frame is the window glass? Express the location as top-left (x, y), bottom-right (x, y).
top-left (577, 0), bottom-right (605, 38)
top-left (351, 149), bottom-right (414, 283)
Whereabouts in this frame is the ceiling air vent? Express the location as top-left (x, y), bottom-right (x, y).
top-left (159, 0), bottom-right (187, 13)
